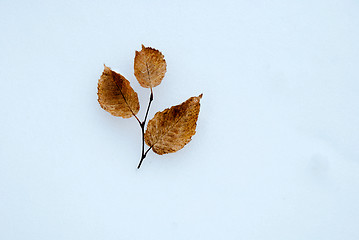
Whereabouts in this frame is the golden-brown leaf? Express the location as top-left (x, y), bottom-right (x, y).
top-left (134, 45), bottom-right (167, 88)
top-left (97, 65), bottom-right (140, 118)
top-left (144, 94), bottom-right (202, 155)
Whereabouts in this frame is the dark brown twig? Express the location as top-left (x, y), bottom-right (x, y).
top-left (137, 88), bottom-right (154, 169)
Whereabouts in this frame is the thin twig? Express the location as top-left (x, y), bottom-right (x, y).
top-left (137, 88), bottom-right (154, 169)
top-left (143, 88), bottom-right (153, 124)
top-left (137, 145), bottom-right (153, 169)
top-left (133, 114), bottom-right (141, 125)
top-left (144, 146), bottom-right (153, 156)
top-left (138, 122), bottom-right (145, 169)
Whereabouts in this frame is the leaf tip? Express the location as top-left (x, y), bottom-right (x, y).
top-left (103, 64), bottom-right (110, 71)
top-left (198, 93), bottom-right (203, 99)
top-left (141, 44), bottom-right (146, 50)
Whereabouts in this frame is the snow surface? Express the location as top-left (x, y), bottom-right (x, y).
top-left (1, 0), bottom-right (359, 239)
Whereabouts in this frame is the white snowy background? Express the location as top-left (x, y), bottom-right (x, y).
top-left (1, 0), bottom-right (359, 239)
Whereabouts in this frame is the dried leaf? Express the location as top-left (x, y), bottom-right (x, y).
top-left (134, 45), bottom-right (167, 88)
top-left (97, 65), bottom-right (140, 118)
top-left (144, 94), bottom-right (202, 155)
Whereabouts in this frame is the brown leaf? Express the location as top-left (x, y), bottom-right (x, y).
top-left (97, 65), bottom-right (140, 118)
top-left (144, 94), bottom-right (203, 155)
top-left (134, 45), bottom-right (167, 88)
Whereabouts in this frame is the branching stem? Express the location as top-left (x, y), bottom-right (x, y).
top-left (137, 88), bottom-right (154, 169)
